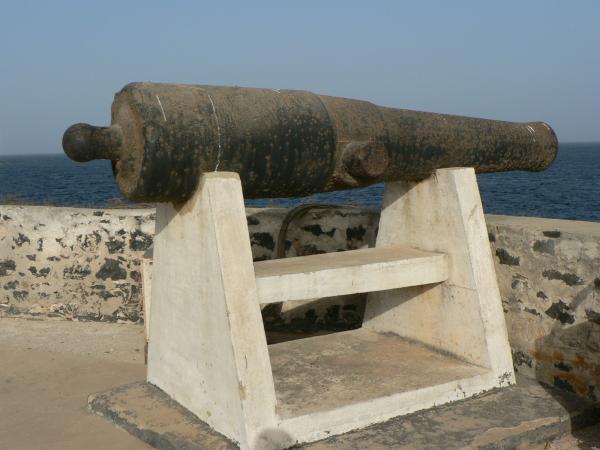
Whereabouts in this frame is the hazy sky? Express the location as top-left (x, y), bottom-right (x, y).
top-left (1, 1), bottom-right (599, 155)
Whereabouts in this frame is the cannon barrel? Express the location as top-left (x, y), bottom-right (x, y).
top-left (63, 82), bottom-right (558, 202)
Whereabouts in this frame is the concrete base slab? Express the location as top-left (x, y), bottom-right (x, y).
top-left (89, 375), bottom-right (600, 450)
top-left (269, 328), bottom-right (489, 418)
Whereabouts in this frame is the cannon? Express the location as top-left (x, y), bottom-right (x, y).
top-left (63, 82), bottom-right (558, 202)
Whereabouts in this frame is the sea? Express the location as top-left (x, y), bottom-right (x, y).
top-left (1, 142), bottom-right (599, 222)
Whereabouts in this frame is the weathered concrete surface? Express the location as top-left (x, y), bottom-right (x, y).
top-left (0, 317), bottom-right (149, 450)
top-left (363, 169), bottom-right (514, 380)
top-left (90, 383), bottom-right (236, 450)
top-left (145, 171), bottom-right (517, 448)
top-left (254, 245), bottom-right (448, 304)
top-left (89, 375), bottom-right (600, 449)
top-left (269, 328), bottom-right (489, 419)
top-left (147, 173), bottom-right (279, 449)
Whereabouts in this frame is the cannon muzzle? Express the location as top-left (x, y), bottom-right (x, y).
top-left (62, 83), bottom-right (558, 202)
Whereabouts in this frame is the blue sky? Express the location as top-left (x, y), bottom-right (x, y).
top-left (1, 1), bottom-right (599, 155)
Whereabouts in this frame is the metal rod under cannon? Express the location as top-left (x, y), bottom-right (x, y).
top-left (62, 82), bottom-right (558, 202)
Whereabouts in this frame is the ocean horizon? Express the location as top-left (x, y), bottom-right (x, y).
top-left (1, 142), bottom-right (599, 222)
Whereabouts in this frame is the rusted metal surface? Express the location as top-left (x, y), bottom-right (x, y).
top-left (63, 83), bottom-right (558, 202)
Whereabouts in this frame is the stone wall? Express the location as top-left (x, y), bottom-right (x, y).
top-left (1, 204), bottom-right (598, 402)
top-left (0, 206), bottom-right (154, 322)
top-left (488, 215), bottom-right (600, 403)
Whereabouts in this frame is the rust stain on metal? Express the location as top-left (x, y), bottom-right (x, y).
top-left (62, 82), bottom-right (559, 203)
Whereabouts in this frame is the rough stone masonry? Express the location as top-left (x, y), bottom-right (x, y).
top-left (0, 204), bottom-right (598, 403)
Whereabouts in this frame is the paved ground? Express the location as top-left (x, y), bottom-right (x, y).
top-left (0, 317), bottom-right (151, 450)
top-left (1, 317), bottom-right (598, 449)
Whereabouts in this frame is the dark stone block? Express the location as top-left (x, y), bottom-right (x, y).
top-left (130, 285), bottom-right (140, 298)
top-left (511, 274), bottom-right (527, 289)
top-left (506, 294), bottom-right (522, 306)
top-left (545, 300), bottom-right (575, 325)
top-left (324, 304), bottom-right (341, 324)
top-left (588, 386), bottom-right (597, 402)
top-left (129, 230), bottom-right (153, 251)
top-left (78, 231), bottom-right (102, 250)
top-left (304, 308), bottom-right (317, 323)
top-left (250, 232), bottom-right (275, 251)
top-left (488, 232), bottom-right (496, 242)
top-left (130, 270), bottom-right (141, 282)
top-left (585, 309), bottom-right (600, 325)
top-left (536, 291), bottom-right (548, 300)
top-left (12, 290), bottom-right (28, 301)
top-left (0, 259), bottom-right (16, 276)
top-left (554, 361), bottom-right (572, 372)
top-left (63, 265), bottom-right (92, 280)
top-left (543, 230), bottom-right (562, 238)
top-left (105, 239), bottom-right (125, 254)
top-left (554, 376), bottom-right (576, 394)
top-left (119, 308), bottom-right (140, 322)
top-left (346, 225), bottom-right (367, 241)
top-left (495, 248), bottom-right (520, 266)
top-left (98, 290), bottom-right (115, 300)
top-left (533, 240), bottom-right (555, 255)
top-left (302, 224), bottom-right (336, 237)
top-left (93, 211), bottom-right (105, 216)
top-left (513, 350), bottom-right (533, 368)
top-left (13, 233), bottom-right (30, 247)
top-left (299, 244), bottom-right (326, 256)
top-left (25, 254), bottom-right (36, 261)
top-left (96, 259), bottom-right (127, 281)
top-left (524, 307), bottom-right (541, 316)
top-left (246, 216), bottom-right (260, 226)
top-left (27, 266), bottom-right (49, 278)
top-left (542, 270), bottom-right (583, 286)
top-left (3, 280), bottom-right (18, 290)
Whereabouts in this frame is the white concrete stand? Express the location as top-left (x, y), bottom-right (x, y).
top-left (147, 169), bottom-right (515, 450)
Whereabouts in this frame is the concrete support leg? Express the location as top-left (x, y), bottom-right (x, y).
top-left (363, 168), bottom-right (515, 382)
top-left (147, 172), bottom-right (278, 449)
